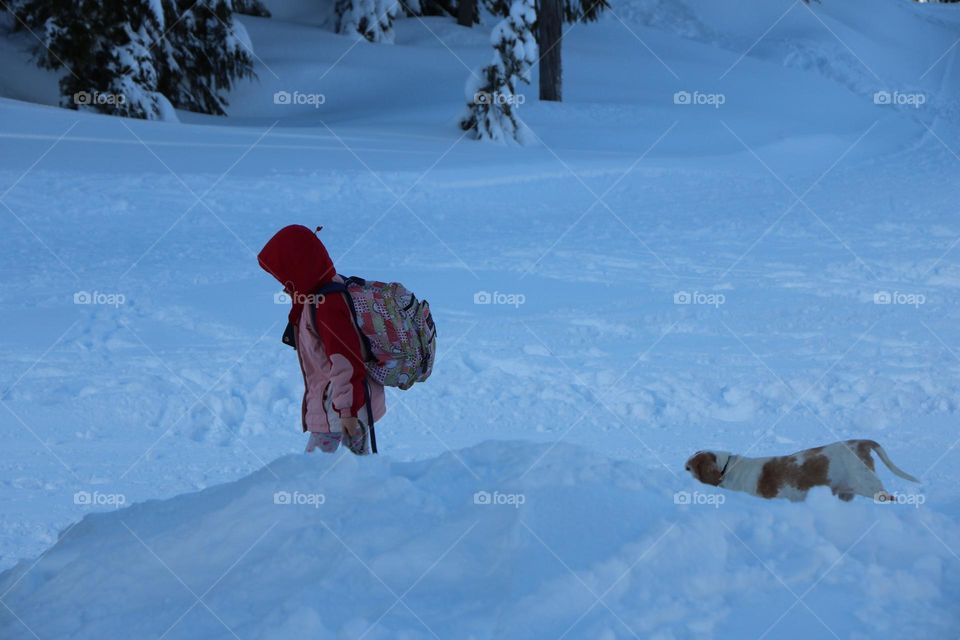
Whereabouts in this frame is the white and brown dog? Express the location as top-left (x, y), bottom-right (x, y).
top-left (685, 439), bottom-right (920, 502)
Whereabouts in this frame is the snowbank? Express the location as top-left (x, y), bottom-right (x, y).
top-left (2, 442), bottom-right (957, 639)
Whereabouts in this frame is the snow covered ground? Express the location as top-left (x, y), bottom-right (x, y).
top-left (3, 442), bottom-right (959, 639)
top-left (2, 0), bottom-right (960, 637)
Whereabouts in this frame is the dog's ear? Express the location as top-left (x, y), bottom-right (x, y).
top-left (692, 452), bottom-right (722, 486)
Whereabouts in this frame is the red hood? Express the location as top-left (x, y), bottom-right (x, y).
top-left (258, 225), bottom-right (336, 324)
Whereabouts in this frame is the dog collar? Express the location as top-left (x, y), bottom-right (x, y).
top-left (719, 456), bottom-right (732, 480)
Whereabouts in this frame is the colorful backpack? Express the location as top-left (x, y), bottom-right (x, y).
top-left (318, 276), bottom-right (437, 390)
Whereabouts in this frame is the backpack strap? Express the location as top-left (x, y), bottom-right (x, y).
top-left (314, 281), bottom-right (348, 296)
top-left (314, 277), bottom-right (377, 364)
top-left (312, 277), bottom-right (379, 455)
top-left (363, 378), bottom-right (378, 455)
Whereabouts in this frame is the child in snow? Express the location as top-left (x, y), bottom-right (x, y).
top-left (258, 225), bottom-right (386, 455)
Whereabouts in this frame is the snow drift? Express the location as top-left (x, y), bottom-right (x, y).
top-left (2, 442), bottom-right (957, 639)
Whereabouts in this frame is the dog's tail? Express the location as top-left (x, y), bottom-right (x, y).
top-left (870, 442), bottom-right (920, 483)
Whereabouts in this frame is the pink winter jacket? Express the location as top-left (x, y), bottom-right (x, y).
top-left (297, 276), bottom-right (387, 434)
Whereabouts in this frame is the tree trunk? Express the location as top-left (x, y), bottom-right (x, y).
top-left (457, 0), bottom-right (475, 26)
top-left (538, 0), bottom-right (562, 101)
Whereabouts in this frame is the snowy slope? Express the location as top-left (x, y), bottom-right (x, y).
top-left (2, 442), bottom-right (958, 639)
top-left (1, 0), bottom-right (960, 636)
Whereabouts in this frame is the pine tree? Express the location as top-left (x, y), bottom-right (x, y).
top-left (479, 0), bottom-right (604, 105)
top-left (483, 0), bottom-right (607, 23)
top-left (336, 0), bottom-right (401, 43)
top-left (101, 13), bottom-right (176, 119)
top-left (234, 0), bottom-right (271, 17)
top-left (400, 0), bottom-right (422, 17)
top-left (398, 0), bottom-right (458, 19)
top-left (560, 0), bottom-right (608, 23)
top-left (13, 0), bottom-right (173, 119)
top-left (459, 0), bottom-right (536, 143)
top-left (158, 0), bottom-right (256, 115)
top-left (11, 0), bottom-right (254, 120)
